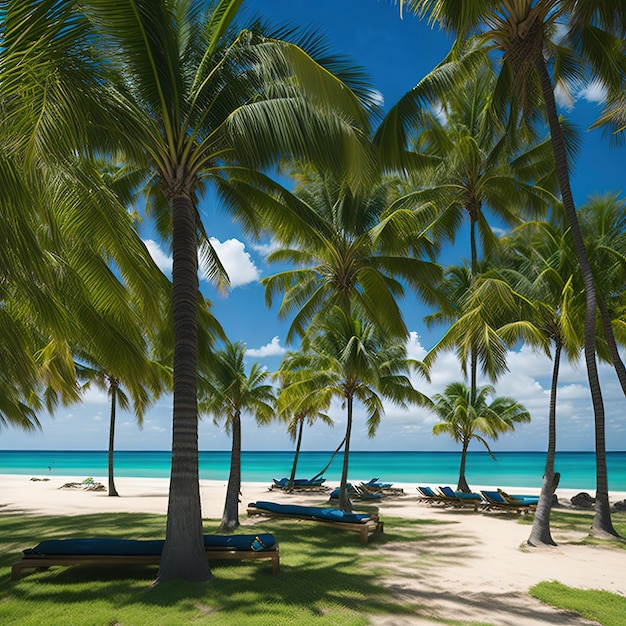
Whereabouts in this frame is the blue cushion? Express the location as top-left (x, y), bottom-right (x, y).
top-left (24, 533), bottom-right (277, 557)
top-left (24, 538), bottom-right (165, 556)
top-left (252, 501), bottom-right (371, 524)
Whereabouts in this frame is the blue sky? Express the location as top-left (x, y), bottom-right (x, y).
top-left (4, 0), bottom-right (626, 453)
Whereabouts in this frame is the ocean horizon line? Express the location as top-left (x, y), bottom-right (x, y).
top-left (2, 448), bottom-right (624, 453)
top-left (2, 449), bottom-right (625, 491)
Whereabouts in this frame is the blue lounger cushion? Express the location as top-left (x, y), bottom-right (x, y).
top-left (252, 501), bottom-right (372, 524)
top-left (24, 534), bottom-right (277, 557)
top-left (23, 538), bottom-right (165, 557)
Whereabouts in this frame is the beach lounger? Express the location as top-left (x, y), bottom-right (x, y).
top-left (438, 486), bottom-right (484, 511)
top-left (247, 501), bottom-right (383, 544)
top-left (416, 486), bottom-right (443, 504)
top-left (12, 533), bottom-right (280, 580)
top-left (481, 490), bottom-right (537, 514)
top-left (360, 480), bottom-right (404, 496)
top-left (271, 477), bottom-right (327, 491)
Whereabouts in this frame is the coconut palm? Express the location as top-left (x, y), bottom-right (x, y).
top-left (397, 63), bottom-right (556, 274)
top-left (4, 0), bottom-right (380, 580)
top-left (198, 340), bottom-right (275, 532)
top-left (396, 0), bottom-right (626, 538)
top-left (274, 354), bottom-right (334, 490)
top-left (423, 263), bottom-right (526, 397)
top-left (497, 220), bottom-right (584, 545)
top-left (262, 167), bottom-right (443, 347)
top-left (431, 382), bottom-right (531, 493)
top-left (286, 307), bottom-right (430, 511)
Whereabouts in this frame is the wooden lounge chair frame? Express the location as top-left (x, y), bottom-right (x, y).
top-left (12, 544), bottom-right (280, 580)
top-left (247, 505), bottom-right (383, 544)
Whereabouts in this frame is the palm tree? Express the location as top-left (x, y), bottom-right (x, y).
top-left (274, 354), bottom-right (334, 490)
top-left (262, 167), bottom-right (443, 346)
top-left (5, 0), bottom-right (379, 580)
top-left (431, 382), bottom-right (531, 493)
top-left (379, 58), bottom-right (557, 428)
top-left (497, 220), bottom-right (584, 545)
top-left (397, 63), bottom-right (556, 274)
top-left (198, 340), bottom-right (275, 532)
top-left (395, 0), bottom-right (626, 537)
top-left (286, 307), bottom-right (430, 511)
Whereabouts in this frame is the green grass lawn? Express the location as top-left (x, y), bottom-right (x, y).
top-left (2, 509), bottom-right (624, 625)
top-left (0, 512), bottom-right (447, 626)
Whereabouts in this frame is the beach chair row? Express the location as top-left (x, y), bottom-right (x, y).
top-left (12, 500), bottom-right (385, 581)
top-left (417, 486), bottom-right (539, 513)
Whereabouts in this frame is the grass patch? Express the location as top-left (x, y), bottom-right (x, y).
top-left (530, 581), bottom-right (626, 626)
top-left (0, 511), bottom-right (456, 625)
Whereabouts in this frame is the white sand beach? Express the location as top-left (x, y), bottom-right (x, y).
top-left (2, 474), bottom-right (625, 625)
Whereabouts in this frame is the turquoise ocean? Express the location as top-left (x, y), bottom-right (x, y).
top-left (1, 450), bottom-right (625, 491)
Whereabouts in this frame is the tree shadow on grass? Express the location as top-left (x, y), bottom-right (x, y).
top-left (2, 513), bottom-right (444, 625)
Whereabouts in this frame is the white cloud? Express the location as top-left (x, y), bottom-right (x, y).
top-left (406, 331), bottom-right (428, 360)
top-left (580, 80), bottom-right (607, 104)
top-left (245, 336), bottom-right (286, 358)
top-left (80, 386), bottom-right (108, 405)
top-left (144, 237), bottom-right (260, 289)
top-left (143, 239), bottom-right (172, 274)
top-left (251, 239), bottom-right (281, 257)
top-left (207, 237), bottom-right (260, 288)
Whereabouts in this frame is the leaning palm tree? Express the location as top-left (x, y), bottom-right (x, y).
top-left (4, 0), bottom-right (379, 581)
top-left (287, 307), bottom-right (430, 511)
top-left (198, 340), bottom-right (275, 532)
top-left (431, 382), bottom-right (531, 493)
top-left (397, 0), bottom-right (626, 538)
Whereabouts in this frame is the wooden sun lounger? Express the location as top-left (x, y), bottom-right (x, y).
top-left (12, 541), bottom-right (280, 580)
top-left (247, 503), bottom-right (383, 545)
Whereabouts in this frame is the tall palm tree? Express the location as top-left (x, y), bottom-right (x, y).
top-left (379, 56), bottom-right (557, 429)
top-left (262, 167), bottom-right (443, 346)
top-left (286, 307), bottom-right (430, 511)
top-left (4, 0), bottom-right (379, 581)
top-left (497, 220), bottom-right (584, 545)
top-left (198, 340), bottom-right (275, 532)
top-left (395, 0), bottom-right (626, 537)
top-left (431, 381), bottom-right (531, 493)
top-left (398, 63), bottom-right (556, 274)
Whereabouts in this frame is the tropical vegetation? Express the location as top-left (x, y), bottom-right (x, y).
top-left (2, 0), bottom-right (626, 592)
top-left (198, 340), bottom-right (275, 531)
top-left (431, 381), bottom-right (531, 492)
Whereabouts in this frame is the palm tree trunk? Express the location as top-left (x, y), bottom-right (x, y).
top-left (528, 341), bottom-right (561, 546)
top-left (220, 411), bottom-right (242, 532)
top-left (107, 380), bottom-right (119, 497)
top-left (338, 394), bottom-right (354, 512)
top-left (158, 194), bottom-right (211, 583)
top-left (288, 417), bottom-right (304, 491)
top-left (457, 440), bottom-right (470, 493)
top-left (535, 57), bottom-right (618, 538)
top-left (598, 297), bottom-right (626, 394)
